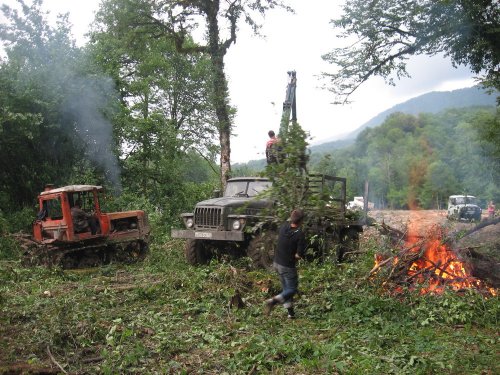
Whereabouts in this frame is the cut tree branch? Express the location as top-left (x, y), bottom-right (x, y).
top-left (47, 346), bottom-right (67, 374)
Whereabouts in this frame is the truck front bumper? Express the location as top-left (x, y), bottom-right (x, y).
top-left (171, 229), bottom-right (244, 241)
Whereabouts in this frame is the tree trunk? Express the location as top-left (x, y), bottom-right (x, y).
top-left (207, 5), bottom-right (231, 190)
top-left (212, 52), bottom-right (231, 190)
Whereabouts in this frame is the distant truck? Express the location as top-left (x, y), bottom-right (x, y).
top-left (347, 196), bottom-right (374, 211)
top-left (447, 194), bottom-right (482, 221)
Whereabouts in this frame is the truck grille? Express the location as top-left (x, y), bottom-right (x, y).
top-left (195, 207), bottom-right (222, 228)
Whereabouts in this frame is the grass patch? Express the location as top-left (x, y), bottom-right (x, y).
top-left (0, 239), bottom-right (498, 374)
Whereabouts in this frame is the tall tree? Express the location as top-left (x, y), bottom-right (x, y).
top-left (0, 0), bottom-right (88, 208)
top-left (89, 0), bottom-right (218, 203)
top-left (102, 0), bottom-right (292, 189)
top-left (323, 0), bottom-right (500, 103)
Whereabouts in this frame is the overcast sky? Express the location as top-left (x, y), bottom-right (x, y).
top-left (2, 0), bottom-right (475, 163)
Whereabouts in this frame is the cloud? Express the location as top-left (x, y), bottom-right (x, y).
top-left (385, 54), bottom-right (475, 96)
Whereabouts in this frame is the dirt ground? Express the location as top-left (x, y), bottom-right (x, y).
top-left (366, 209), bottom-right (500, 248)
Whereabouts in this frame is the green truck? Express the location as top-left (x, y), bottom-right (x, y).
top-left (171, 174), bottom-right (363, 268)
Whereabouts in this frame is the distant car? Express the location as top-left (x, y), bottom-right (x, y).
top-left (347, 196), bottom-right (374, 211)
top-left (447, 195), bottom-right (482, 221)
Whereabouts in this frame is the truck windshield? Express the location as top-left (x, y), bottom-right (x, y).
top-left (454, 196), bottom-right (478, 205)
top-left (225, 180), bottom-right (271, 198)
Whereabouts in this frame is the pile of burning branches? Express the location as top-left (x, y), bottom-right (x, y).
top-left (369, 221), bottom-right (498, 296)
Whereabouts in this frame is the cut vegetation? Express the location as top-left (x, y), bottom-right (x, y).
top-left (1, 210), bottom-right (498, 374)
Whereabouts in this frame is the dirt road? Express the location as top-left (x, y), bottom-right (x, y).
top-left (367, 209), bottom-right (499, 248)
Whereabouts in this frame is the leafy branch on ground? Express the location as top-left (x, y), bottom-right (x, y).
top-left (0, 235), bottom-right (498, 374)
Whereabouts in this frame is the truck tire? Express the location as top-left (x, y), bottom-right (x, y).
top-left (185, 239), bottom-right (210, 265)
top-left (338, 228), bottom-right (360, 262)
top-left (247, 231), bottom-right (278, 270)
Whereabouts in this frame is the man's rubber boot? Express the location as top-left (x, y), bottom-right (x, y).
top-left (264, 298), bottom-right (277, 315)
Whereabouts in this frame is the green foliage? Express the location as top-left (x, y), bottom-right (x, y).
top-left (475, 107), bottom-right (500, 159)
top-left (0, 207), bottom-right (34, 260)
top-left (0, 226), bottom-right (19, 261)
top-left (311, 107), bottom-right (500, 208)
top-left (264, 122), bottom-right (311, 220)
top-left (232, 163), bottom-right (263, 178)
top-left (0, 1), bottom-right (122, 209)
top-left (0, 206), bottom-right (34, 232)
top-left (0, 239), bottom-right (498, 373)
top-left (323, 0), bottom-right (500, 102)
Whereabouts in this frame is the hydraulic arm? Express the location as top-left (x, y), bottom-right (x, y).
top-left (278, 71), bottom-right (297, 140)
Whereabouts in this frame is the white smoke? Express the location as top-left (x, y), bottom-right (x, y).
top-left (62, 71), bottom-right (122, 192)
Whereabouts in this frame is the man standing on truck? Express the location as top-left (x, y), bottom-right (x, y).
top-left (264, 209), bottom-right (306, 319)
top-left (265, 130), bottom-right (281, 164)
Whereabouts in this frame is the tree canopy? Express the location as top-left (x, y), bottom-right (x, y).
top-left (90, 0), bottom-right (220, 206)
top-left (100, 0), bottom-right (292, 189)
top-left (0, 0), bottom-right (100, 208)
top-left (322, 0), bottom-right (500, 103)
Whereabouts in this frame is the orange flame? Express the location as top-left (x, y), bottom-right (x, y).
top-left (408, 239), bottom-right (480, 294)
top-left (374, 211), bottom-right (497, 296)
top-left (404, 227), bottom-right (496, 296)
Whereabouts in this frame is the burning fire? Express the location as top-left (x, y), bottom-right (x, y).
top-left (407, 238), bottom-right (490, 295)
top-left (372, 214), bottom-right (497, 296)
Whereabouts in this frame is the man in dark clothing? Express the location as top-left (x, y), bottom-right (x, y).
top-left (71, 200), bottom-right (98, 235)
top-left (264, 209), bottom-right (306, 318)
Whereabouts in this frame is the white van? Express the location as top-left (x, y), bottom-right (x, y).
top-left (347, 197), bottom-right (374, 211)
top-left (447, 195), bottom-right (482, 221)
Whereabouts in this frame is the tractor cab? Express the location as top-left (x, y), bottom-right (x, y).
top-left (33, 185), bottom-right (107, 243)
top-left (22, 185), bottom-right (149, 268)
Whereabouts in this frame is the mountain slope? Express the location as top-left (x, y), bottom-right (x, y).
top-left (310, 86), bottom-right (497, 154)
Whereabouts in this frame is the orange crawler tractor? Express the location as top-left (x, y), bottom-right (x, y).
top-left (20, 184), bottom-right (150, 268)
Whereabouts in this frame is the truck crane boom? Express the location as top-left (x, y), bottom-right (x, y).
top-left (278, 70), bottom-right (297, 140)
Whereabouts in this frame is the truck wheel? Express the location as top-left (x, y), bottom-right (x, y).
top-left (247, 231), bottom-right (278, 270)
top-left (185, 239), bottom-right (210, 265)
top-left (338, 229), bottom-right (360, 262)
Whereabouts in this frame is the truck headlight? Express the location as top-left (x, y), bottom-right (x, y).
top-left (232, 220), bottom-right (241, 230)
top-left (185, 218), bottom-right (194, 228)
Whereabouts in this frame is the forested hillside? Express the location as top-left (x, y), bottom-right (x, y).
top-left (345, 86), bottom-right (497, 140)
top-left (237, 106), bottom-right (499, 210)
top-left (310, 86), bottom-right (498, 154)
top-left (309, 107), bottom-right (499, 209)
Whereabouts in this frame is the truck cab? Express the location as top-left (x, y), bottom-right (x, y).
top-left (34, 185), bottom-right (105, 242)
top-left (172, 177), bottom-right (273, 243)
top-left (32, 184), bottom-right (149, 248)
